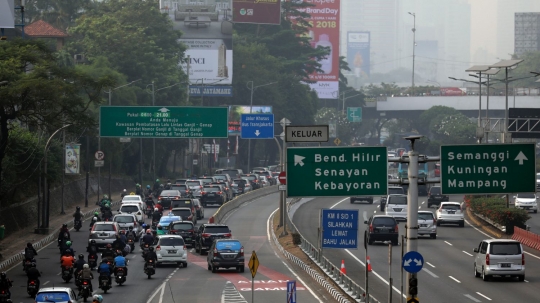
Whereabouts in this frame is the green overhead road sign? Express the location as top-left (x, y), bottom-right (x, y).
top-left (100, 106), bottom-right (228, 138)
top-left (347, 107), bottom-right (362, 122)
top-left (286, 146), bottom-right (388, 197)
top-left (440, 143), bottom-right (536, 195)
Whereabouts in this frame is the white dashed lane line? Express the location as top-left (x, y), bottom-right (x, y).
top-left (444, 241), bottom-right (453, 246)
top-left (462, 251), bottom-right (473, 256)
top-left (422, 268), bottom-right (439, 278)
top-left (449, 276), bottom-right (461, 283)
top-left (464, 294), bottom-right (481, 302)
top-left (426, 262), bottom-right (436, 268)
top-left (476, 292), bottom-right (492, 301)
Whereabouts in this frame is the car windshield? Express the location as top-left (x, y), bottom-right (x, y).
top-left (214, 175), bottom-right (227, 181)
top-left (235, 179), bottom-right (247, 185)
top-left (373, 218), bottom-right (396, 225)
top-left (171, 209), bottom-right (191, 217)
top-left (205, 187), bottom-right (220, 192)
top-left (204, 226), bottom-right (230, 233)
top-left (35, 292), bottom-right (70, 302)
top-left (159, 238), bottom-right (184, 246)
top-left (123, 196), bottom-right (140, 201)
top-left (430, 187), bottom-right (441, 194)
top-left (171, 200), bottom-right (191, 208)
top-left (186, 181), bottom-right (201, 187)
top-left (418, 213), bottom-right (434, 220)
top-left (216, 240), bottom-right (242, 252)
top-left (199, 178), bottom-right (213, 184)
top-left (171, 223), bottom-right (193, 231)
top-left (120, 205), bottom-right (139, 213)
top-left (388, 188), bottom-right (403, 195)
top-left (442, 204), bottom-right (460, 210)
top-left (172, 185), bottom-right (187, 191)
top-left (114, 216), bottom-right (134, 223)
top-left (161, 190), bottom-right (179, 196)
top-left (490, 243), bottom-right (521, 255)
top-left (518, 193), bottom-right (535, 199)
top-left (388, 196), bottom-right (407, 205)
top-left (94, 224), bottom-right (115, 231)
top-left (242, 175), bottom-right (257, 181)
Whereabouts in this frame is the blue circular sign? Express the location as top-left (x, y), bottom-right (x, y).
top-left (402, 251), bottom-right (424, 273)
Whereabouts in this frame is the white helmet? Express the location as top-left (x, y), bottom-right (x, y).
top-left (93, 294), bottom-right (103, 302)
top-left (83, 264), bottom-right (89, 269)
top-left (154, 208), bottom-right (159, 211)
top-left (123, 189), bottom-right (127, 192)
top-left (92, 217), bottom-right (97, 221)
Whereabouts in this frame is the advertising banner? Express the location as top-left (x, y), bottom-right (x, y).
top-left (298, 0), bottom-right (340, 99)
top-left (228, 105), bottom-right (272, 135)
top-left (347, 32), bottom-right (370, 78)
top-left (232, 0), bottom-right (281, 25)
top-left (189, 85), bottom-right (232, 97)
top-left (0, 0), bottom-right (14, 29)
top-left (65, 144), bottom-right (81, 174)
top-left (173, 0), bottom-right (233, 85)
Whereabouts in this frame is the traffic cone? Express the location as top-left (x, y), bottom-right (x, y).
top-left (340, 259), bottom-right (346, 275)
top-left (366, 256), bottom-right (372, 272)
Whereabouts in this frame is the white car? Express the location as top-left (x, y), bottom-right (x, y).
top-left (35, 287), bottom-right (79, 303)
top-left (122, 195), bottom-right (144, 208)
top-left (436, 202), bottom-right (464, 227)
top-left (514, 193), bottom-right (538, 213)
top-left (385, 194), bottom-right (408, 221)
top-left (537, 173), bottom-right (540, 189)
top-left (155, 234), bottom-right (188, 267)
top-left (113, 214), bottom-right (140, 236)
top-left (258, 176), bottom-right (269, 187)
top-left (118, 203), bottom-right (144, 222)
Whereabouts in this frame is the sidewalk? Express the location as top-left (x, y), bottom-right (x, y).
top-left (0, 192), bottom-right (124, 265)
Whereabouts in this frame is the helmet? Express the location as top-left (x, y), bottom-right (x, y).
top-left (90, 240), bottom-right (96, 244)
top-left (106, 244), bottom-right (112, 249)
top-left (103, 194), bottom-right (108, 199)
top-left (79, 254), bottom-right (84, 259)
top-left (0, 272), bottom-right (5, 279)
top-left (83, 264), bottom-right (89, 269)
top-left (76, 206), bottom-right (80, 210)
top-left (160, 184), bottom-right (164, 188)
top-left (147, 185), bottom-right (151, 189)
top-left (156, 179), bottom-right (160, 183)
top-left (94, 212), bottom-right (99, 216)
top-left (31, 262), bottom-right (37, 267)
top-left (92, 217), bottom-right (97, 222)
top-left (136, 183), bottom-right (141, 188)
top-left (146, 229), bottom-right (151, 234)
top-left (167, 179), bottom-right (171, 182)
top-left (27, 242), bottom-right (32, 248)
top-left (65, 241), bottom-right (72, 247)
top-left (157, 201), bottom-right (161, 204)
top-left (93, 294), bottom-right (103, 303)
top-left (128, 226), bottom-right (133, 230)
top-left (123, 189), bottom-right (127, 192)
top-left (142, 223), bottom-right (147, 228)
top-left (149, 246), bottom-right (154, 251)
top-left (62, 223), bottom-right (68, 228)
top-left (154, 208), bottom-right (159, 211)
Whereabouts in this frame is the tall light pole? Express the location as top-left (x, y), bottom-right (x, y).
top-left (342, 93), bottom-right (362, 115)
top-left (465, 65), bottom-right (491, 144)
top-left (147, 81), bottom-right (156, 182)
top-left (246, 81), bottom-right (277, 173)
top-left (408, 12), bottom-right (416, 96)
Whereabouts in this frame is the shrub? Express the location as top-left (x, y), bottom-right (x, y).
top-left (468, 196), bottom-right (530, 227)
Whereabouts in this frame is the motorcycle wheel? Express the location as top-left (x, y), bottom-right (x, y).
top-left (104, 288), bottom-right (108, 294)
top-left (148, 274), bottom-right (152, 279)
top-left (75, 227), bottom-right (80, 231)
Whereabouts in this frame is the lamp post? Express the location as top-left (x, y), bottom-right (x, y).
top-left (408, 12), bottom-right (416, 96)
top-left (342, 93), bottom-right (362, 115)
top-left (146, 81), bottom-right (156, 182)
top-left (279, 118), bottom-right (291, 235)
top-left (246, 81), bottom-right (278, 173)
top-left (465, 65), bottom-right (491, 144)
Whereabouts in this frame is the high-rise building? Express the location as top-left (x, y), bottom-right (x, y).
top-left (496, 0), bottom-right (540, 59)
top-left (515, 13), bottom-right (540, 57)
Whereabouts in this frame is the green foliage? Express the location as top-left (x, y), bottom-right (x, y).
top-left (315, 108), bottom-right (357, 145)
top-left (466, 196), bottom-right (530, 227)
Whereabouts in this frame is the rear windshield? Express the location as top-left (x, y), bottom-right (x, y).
top-left (35, 292), bottom-right (70, 302)
top-left (94, 224), bottom-right (115, 231)
top-left (442, 204), bottom-right (460, 210)
top-left (171, 200), bottom-right (191, 208)
top-left (159, 238), bottom-right (185, 246)
top-left (186, 181), bottom-right (201, 187)
top-left (220, 170), bottom-right (240, 178)
top-left (123, 196), bottom-right (140, 201)
top-left (388, 196), bottom-right (407, 205)
top-left (517, 193), bottom-right (535, 199)
top-left (114, 216), bottom-right (134, 223)
top-left (242, 175), bottom-right (257, 181)
top-left (171, 209), bottom-right (192, 217)
top-left (388, 188), bottom-right (404, 195)
top-left (204, 226), bottom-right (230, 233)
top-left (418, 213), bottom-right (434, 220)
top-left (171, 223), bottom-right (193, 231)
top-left (172, 185), bottom-right (187, 191)
top-left (204, 187), bottom-right (220, 192)
top-left (490, 243), bottom-right (521, 255)
top-left (373, 217), bottom-right (396, 225)
top-left (214, 175), bottom-right (227, 181)
top-left (120, 205), bottom-right (139, 213)
top-left (216, 240), bottom-right (242, 251)
top-left (199, 178), bottom-right (213, 184)
top-left (235, 179), bottom-right (248, 185)
top-left (430, 187), bottom-right (441, 194)
top-left (161, 190), bottom-right (179, 196)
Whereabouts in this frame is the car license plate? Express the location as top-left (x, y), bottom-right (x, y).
top-left (501, 263), bottom-right (511, 268)
top-left (448, 211), bottom-right (455, 214)
top-left (168, 250), bottom-right (177, 253)
top-left (420, 224), bottom-right (427, 227)
top-left (208, 193), bottom-right (215, 196)
top-left (380, 228), bottom-right (388, 233)
top-left (185, 238), bottom-right (191, 241)
top-left (435, 197), bottom-right (441, 199)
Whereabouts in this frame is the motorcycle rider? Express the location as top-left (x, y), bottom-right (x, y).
top-left (77, 264), bottom-right (94, 294)
top-left (145, 185), bottom-right (153, 198)
top-left (112, 235), bottom-right (126, 252)
top-left (58, 223), bottom-right (71, 251)
top-left (126, 226), bottom-right (137, 242)
top-left (73, 206), bottom-right (83, 225)
top-left (113, 253), bottom-right (128, 277)
top-left (156, 224), bottom-right (166, 235)
top-left (22, 242), bottom-right (38, 270)
top-left (135, 183), bottom-right (143, 197)
top-left (155, 200), bottom-right (164, 213)
top-left (97, 259), bottom-right (112, 287)
top-left (86, 240), bottom-right (99, 255)
top-left (153, 179), bottom-right (160, 192)
top-left (121, 189), bottom-right (128, 199)
top-left (141, 229), bottom-right (154, 248)
top-left (73, 254), bottom-right (86, 283)
top-left (101, 244), bottom-right (115, 262)
top-left (60, 250), bottom-right (75, 275)
top-left (99, 194), bottom-right (110, 207)
top-left (62, 241), bottom-right (75, 258)
top-left (165, 179), bottom-right (171, 190)
top-left (151, 207), bottom-right (162, 225)
top-left (26, 262), bottom-right (41, 291)
top-left (144, 246), bottom-right (158, 272)
top-left (89, 212), bottom-right (101, 228)
top-left (0, 272), bottom-right (13, 299)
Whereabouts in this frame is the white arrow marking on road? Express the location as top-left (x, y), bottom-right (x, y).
top-left (403, 259), bottom-right (412, 267)
top-left (294, 155), bottom-right (305, 166)
top-left (255, 130), bottom-right (261, 137)
top-left (515, 151), bottom-right (528, 165)
top-left (413, 259), bottom-right (422, 266)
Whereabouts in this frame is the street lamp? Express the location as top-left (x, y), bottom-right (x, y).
top-left (246, 81), bottom-right (278, 173)
top-left (465, 65), bottom-right (491, 144)
top-left (408, 12), bottom-right (416, 96)
top-left (279, 118), bottom-right (291, 236)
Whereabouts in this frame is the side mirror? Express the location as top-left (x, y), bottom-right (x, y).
top-left (513, 196), bottom-right (516, 199)
top-left (473, 248), bottom-right (479, 253)
top-left (364, 220), bottom-right (368, 224)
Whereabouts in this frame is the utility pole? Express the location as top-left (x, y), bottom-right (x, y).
top-left (409, 12), bottom-right (416, 96)
top-left (405, 135), bottom-right (420, 301)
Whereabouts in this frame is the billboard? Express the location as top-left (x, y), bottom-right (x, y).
top-left (65, 144), bottom-right (81, 174)
top-left (298, 0), bottom-right (340, 99)
top-left (228, 105), bottom-right (272, 135)
top-left (173, 1), bottom-right (233, 85)
top-left (0, 0), bottom-right (14, 29)
top-left (232, 0), bottom-right (281, 25)
top-left (347, 32), bottom-right (370, 78)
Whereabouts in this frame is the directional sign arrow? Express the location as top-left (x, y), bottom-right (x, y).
top-left (414, 259), bottom-right (422, 266)
top-left (515, 151), bottom-right (528, 165)
top-left (294, 155), bottom-right (305, 166)
top-left (404, 259), bottom-right (412, 267)
top-left (158, 107), bottom-right (170, 113)
top-left (255, 130), bottom-right (260, 137)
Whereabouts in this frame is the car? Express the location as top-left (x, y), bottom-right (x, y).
top-left (258, 175), bottom-right (269, 187)
top-left (202, 185), bottom-right (226, 206)
top-left (170, 198), bottom-right (196, 215)
top-left (168, 220), bottom-right (195, 246)
top-left (121, 200), bottom-right (145, 212)
top-left (112, 214), bottom-right (140, 237)
top-left (240, 174), bottom-right (261, 189)
top-left (35, 287), bottom-right (79, 303)
top-left (186, 180), bottom-right (204, 197)
top-left (514, 193), bottom-right (538, 213)
top-left (214, 173), bottom-right (233, 184)
top-left (350, 195), bottom-right (373, 204)
top-left (473, 239), bottom-right (525, 281)
top-left (171, 184), bottom-right (191, 198)
top-left (192, 198), bottom-right (204, 219)
top-left (364, 215), bottom-right (399, 245)
top-left (252, 167), bottom-right (268, 172)
top-left (253, 170), bottom-right (276, 185)
top-left (170, 207), bottom-right (196, 224)
top-left (233, 178), bottom-right (251, 195)
top-left (88, 222), bottom-right (120, 247)
top-left (175, 178), bottom-right (189, 185)
top-left (384, 194), bottom-right (408, 221)
top-left (211, 181), bottom-right (233, 201)
top-left (436, 202), bottom-right (464, 227)
top-left (417, 211), bottom-right (437, 239)
top-left (158, 213), bottom-right (183, 230)
top-left (118, 203), bottom-right (144, 223)
top-left (427, 186), bottom-right (449, 208)
top-left (122, 194), bottom-right (143, 204)
top-left (199, 176), bottom-right (216, 185)
top-left (537, 173), bottom-right (540, 189)
top-left (215, 168), bottom-right (243, 179)
top-left (207, 239), bottom-right (245, 273)
top-left (195, 223), bottom-right (232, 254)
top-left (158, 190), bottom-right (182, 208)
top-left (154, 234), bottom-right (188, 267)
top-left (380, 187), bottom-right (405, 211)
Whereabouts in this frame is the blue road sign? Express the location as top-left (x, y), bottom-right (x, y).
top-left (287, 280), bottom-right (296, 303)
top-left (240, 114), bottom-right (274, 139)
top-left (321, 209), bottom-right (359, 249)
top-left (402, 251), bottom-right (424, 273)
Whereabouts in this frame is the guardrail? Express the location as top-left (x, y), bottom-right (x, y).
top-left (211, 186), bottom-right (278, 224)
top-left (512, 226), bottom-right (540, 250)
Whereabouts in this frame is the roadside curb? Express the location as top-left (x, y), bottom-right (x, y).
top-left (465, 207), bottom-right (507, 239)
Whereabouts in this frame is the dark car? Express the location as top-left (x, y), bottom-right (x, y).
top-left (427, 186), bottom-right (449, 208)
top-left (170, 198), bottom-right (196, 216)
top-left (364, 215), bottom-right (399, 245)
top-left (211, 181), bottom-right (233, 201)
top-left (195, 223), bottom-right (232, 254)
top-left (207, 239), bottom-right (245, 273)
top-left (168, 220), bottom-right (195, 246)
top-left (380, 186), bottom-right (405, 211)
top-left (199, 176), bottom-right (216, 185)
top-left (192, 198), bottom-right (204, 219)
top-left (170, 207), bottom-right (196, 224)
top-left (232, 178), bottom-right (251, 195)
top-left (171, 184), bottom-right (191, 198)
top-left (240, 174), bottom-right (261, 190)
top-left (158, 190), bottom-right (181, 208)
top-left (202, 185), bottom-right (226, 207)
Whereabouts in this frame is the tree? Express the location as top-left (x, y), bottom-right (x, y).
top-left (315, 108), bottom-right (357, 145)
top-left (0, 39), bottom-right (114, 197)
top-left (417, 106), bottom-right (461, 137)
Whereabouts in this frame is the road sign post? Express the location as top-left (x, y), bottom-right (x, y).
top-left (249, 251), bottom-right (259, 303)
top-left (347, 107), bottom-right (362, 122)
top-left (287, 280), bottom-right (296, 303)
top-left (440, 143), bottom-right (536, 194)
top-left (402, 251), bottom-right (424, 274)
top-left (285, 125), bottom-right (329, 142)
top-left (240, 114), bottom-right (274, 139)
top-left (321, 209), bottom-right (359, 249)
top-left (286, 146), bottom-right (388, 197)
top-left (278, 171), bottom-right (286, 185)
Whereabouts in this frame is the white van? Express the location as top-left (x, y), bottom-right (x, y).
top-left (474, 239), bottom-right (525, 281)
top-left (384, 194), bottom-right (408, 221)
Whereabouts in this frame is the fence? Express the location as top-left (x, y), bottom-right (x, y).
top-left (512, 226), bottom-right (540, 250)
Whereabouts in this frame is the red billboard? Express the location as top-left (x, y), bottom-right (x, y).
top-left (233, 0), bottom-right (281, 25)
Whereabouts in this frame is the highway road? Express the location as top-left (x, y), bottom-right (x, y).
top-left (293, 194), bottom-right (540, 303)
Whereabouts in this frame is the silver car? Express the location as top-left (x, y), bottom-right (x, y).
top-left (417, 211), bottom-right (437, 239)
top-left (474, 239), bottom-right (525, 281)
top-left (436, 202), bottom-right (464, 227)
top-left (88, 222), bottom-right (120, 248)
top-left (384, 194), bottom-right (408, 221)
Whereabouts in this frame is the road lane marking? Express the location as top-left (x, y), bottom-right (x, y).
top-left (476, 292), bottom-right (492, 301)
top-left (449, 276), bottom-right (461, 283)
top-left (422, 268), bottom-right (438, 278)
top-left (462, 251), bottom-right (473, 256)
top-left (444, 241), bottom-right (452, 246)
top-left (464, 294), bottom-right (481, 302)
top-left (222, 281), bottom-right (248, 303)
top-left (525, 279), bottom-right (529, 282)
top-left (159, 281), bottom-right (166, 303)
top-left (146, 282), bottom-right (165, 303)
top-left (43, 280), bottom-right (49, 285)
top-left (426, 262), bottom-right (435, 268)
top-left (330, 197), bottom-right (349, 209)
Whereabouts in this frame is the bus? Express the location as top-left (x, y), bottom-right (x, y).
top-left (397, 162), bottom-right (428, 180)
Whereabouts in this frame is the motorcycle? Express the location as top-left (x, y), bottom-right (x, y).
top-left (146, 205), bottom-right (153, 218)
top-left (88, 254), bottom-right (98, 270)
top-left (0, 288), bottom-right (11, 303)
top-left (145, 260), bottom-right (155, 279)
top-left (141, 244), bottom-right (150, 259)
top-left (23, 259), bottom-right (34, 273)
top-left (98, 274), bottom-right (111, 293)
top-left (61, 266), bottom-right (73, 283)
top-left (27, 279), bottom-right (38, 298)
top-left (114, 267), bottom-right (126, 285)
top-left (80, 279), bottom-right (91, 301)
top-left (74, 220), bottom-right (82, 231)
top-left (127, 238), bottom-right (135, 252)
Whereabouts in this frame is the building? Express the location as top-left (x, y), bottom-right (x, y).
top-left (515, 12), bottom-right (540, 57)
top-left (495, 0), bottom-right (540, 59)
